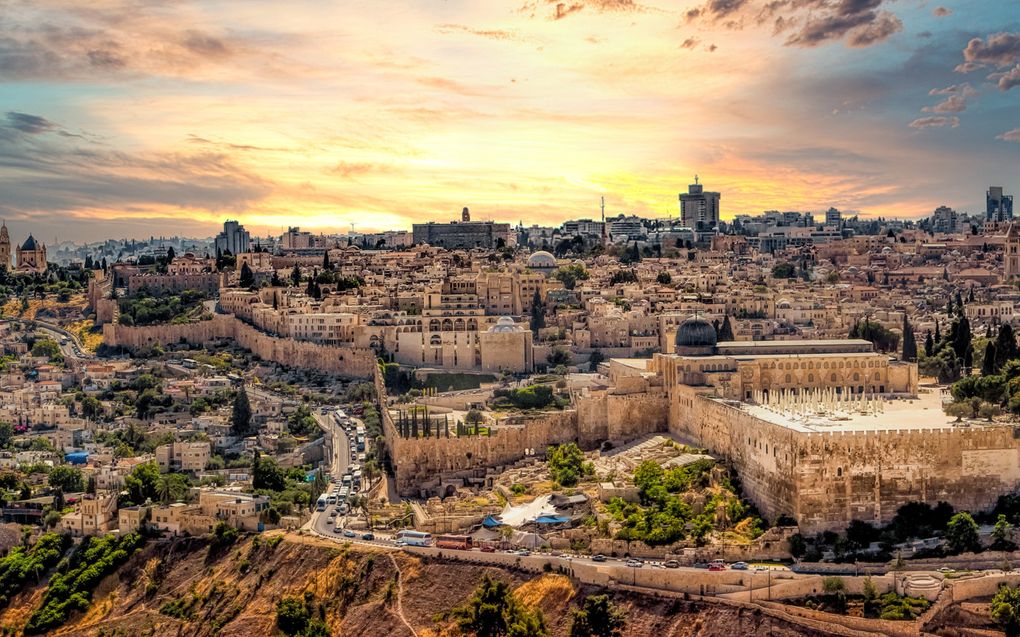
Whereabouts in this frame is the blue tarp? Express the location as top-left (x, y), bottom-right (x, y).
top-left (65, 452), bottom-right (89, 465)
top-left (534, 515), bottom-right (570, 524)
top-left (482, 515), bottom-right (503, 528)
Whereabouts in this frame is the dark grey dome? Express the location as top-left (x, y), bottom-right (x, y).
top-left (676, 317), bottom-right (717, 349)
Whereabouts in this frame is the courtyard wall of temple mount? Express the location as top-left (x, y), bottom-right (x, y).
top-left (672, 384), bottom-right (1020, 533)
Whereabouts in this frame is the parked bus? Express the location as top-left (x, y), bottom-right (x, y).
top-left (435, 535), bottom-right (473, 551)
top-left (395, 530), bottom-right (433, 547)
top-left (316, 495), bottom-right (328, 512)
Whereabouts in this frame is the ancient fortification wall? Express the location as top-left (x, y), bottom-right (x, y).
top-left (671, 386), bottom-right (1020, 532)
top-left (375, 367), bottom-right (662, 496)
top-left (104, 314), bottom-right (376, 378)
top-left (574, 389), bottom-right (669, 447)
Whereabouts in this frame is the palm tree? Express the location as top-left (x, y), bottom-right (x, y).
top-left (499, 525), bottom-right (514, 550)
top-left (363, 458), bottom-right (380, 488)
top-left (155, 475), bottom-right (173, 504)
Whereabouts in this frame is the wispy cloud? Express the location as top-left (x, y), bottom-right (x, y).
top-left (909, 115), bottom-right (959, 129)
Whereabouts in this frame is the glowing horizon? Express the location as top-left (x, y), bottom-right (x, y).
top-left (1, 0), bottom-right (1018, 242)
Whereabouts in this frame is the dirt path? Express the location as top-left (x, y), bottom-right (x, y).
top-left (388, 553), bottom-right (418, 637)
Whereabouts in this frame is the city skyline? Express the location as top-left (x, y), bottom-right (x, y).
top-left (1, 0), bottom-right (1019, 242)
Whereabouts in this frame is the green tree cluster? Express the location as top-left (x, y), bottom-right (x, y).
top-left (117, 288), bottom-right (206, 326)
top-left (454, 576), bottom-right (547, 637)
top-left (551, 264), bottom-right (590, 290)
top-left (547, 443), bottom-right (593, 487)
top-left (849, 320), bottom-right (900, 353)
top-left (569, 594), bottom-right (626, 637)
top-left (992, 584), bottom-right (1020, 637)
top-left (493, 385), bottom-right (556, 410)
top-left (25, 532), bottom-right (145, 634)
top-left (609, 459), bottom-right (761, 546)
top-left (0, 533), bottom-right (71, 610)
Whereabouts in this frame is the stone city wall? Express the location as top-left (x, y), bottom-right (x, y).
top-left (671, 387), bottom-right (800, 528)
top-left (574, 389), bottom-right (668, 448)
top-left (672, 386), bottom-right (1020, 533)
top-left (104, 314), bottom-right (376, 377)
top-left (375, 364), bottom-right (673, 496)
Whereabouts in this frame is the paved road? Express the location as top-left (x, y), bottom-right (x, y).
top-left (2, 318), bottom-right (93, 362)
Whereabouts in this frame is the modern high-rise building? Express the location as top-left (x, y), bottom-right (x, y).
top-left (988, 187), bottom-right (1014, 222)
top-left (824, 207), bottom-right (842, 228)
top-left (214, 220), bottom-right (250, 256)
top-left (679, 177), bottom-right (720, 229)
top-left (930, 205), bottom-right (958, 234)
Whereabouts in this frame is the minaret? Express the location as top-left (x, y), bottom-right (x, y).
top-left (0, 221), bottom-right (9, 269)
top-left (601, 197), bottom-right (607, 243)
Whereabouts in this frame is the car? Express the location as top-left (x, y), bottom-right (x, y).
top-left (395, 540), bottom-right (407, 547)
top-left (480, 545), bottom-right (496, 553)
top-left (937, 567), bottom-right (954, 573)
top-left (754, 565), bottom-right (769, 572)
top-left (731, 562), bottom-right (749, 570)
top-left (708, 564), bottom-right (726, 571)
top-left (625, 559), bottom-right (644, 568)
top-left (592, 554), bottom-right (607, 563)
top-left (343, 529), bottom-right (356, 538)
top-left (362, 533), bottom-right (375, 541)
top-left (664, 560), bottom-right (680, 569)
top-left (693, 562), bottom-right (709, 569)
top-left (517, 549), bottom-right (530, 556)
top-left (327, 516), bottom-right (335, 523)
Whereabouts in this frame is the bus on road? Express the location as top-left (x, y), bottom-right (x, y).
top-left (395, 530), bottom-right (433, 547)
top-left (435, 535), bottom-right (473, 550)
top-left (316, 495), bottom-right (328, 511)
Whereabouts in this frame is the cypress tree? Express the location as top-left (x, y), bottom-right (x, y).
top-left (995, 324), bottom-right (1019, 369)
top-left (924, 330), bottom-right (934, 358)
top-left (530, 290), bottom-right (546, 335)
top-left (901, 315), bottom-right (917, 362)
top-left (719, 315), bottom-right (735, 342)
top-left (982, 341), bottom-right (998, 376)
top-left (239, 262), bottom-right (254, 288)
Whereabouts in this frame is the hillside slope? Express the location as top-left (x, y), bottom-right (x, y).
top-left (0, 533), bottom-right (843, 637)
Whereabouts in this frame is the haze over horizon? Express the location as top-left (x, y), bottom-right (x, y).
top-left (1, 0), bottom-right (1018, 243)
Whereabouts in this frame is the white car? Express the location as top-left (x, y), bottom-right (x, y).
top-left (625, 559), bottom-right (644, 568)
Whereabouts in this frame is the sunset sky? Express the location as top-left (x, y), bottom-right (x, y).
top-left (1, 0), bottom-right (1018, 242)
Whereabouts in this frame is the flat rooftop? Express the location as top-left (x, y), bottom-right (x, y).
top-left (728, 389), bottom-right (978, 433)
top-left (716, 339), bottom-right (874, 350)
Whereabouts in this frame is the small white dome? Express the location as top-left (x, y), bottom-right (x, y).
top-left (489, 316), bottom-right (521, 333)
top-left (527, 251), bottom-right (557, 268)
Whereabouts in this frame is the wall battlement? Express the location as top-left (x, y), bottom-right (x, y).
top-left (103, 314), bottom-right (377, 378)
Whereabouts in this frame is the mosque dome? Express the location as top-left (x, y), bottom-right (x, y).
top-left (527, 251), bottom-right (557, 269)
top-left (489, 316), bottom-right (522, 333)
top-left (675, 316), bottom-right (717, 352)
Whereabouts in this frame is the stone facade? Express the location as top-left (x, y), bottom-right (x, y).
top-left (670, 385), bottom-right (1020, 532)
